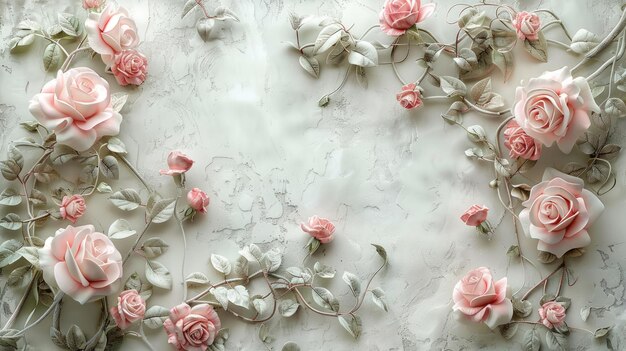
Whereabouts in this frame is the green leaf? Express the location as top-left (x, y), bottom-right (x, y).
top-left (538, 251), bottom-right (557, 264)
top-left (111, 93), bottom-right (128, 113)
top-left (260, 248), bottom-right (282, 272)
top-left (210, 287), bottom-right (229, 310)
top-left (0, 160), bottom-right (21, 181)
top-left (43, 43), bottom-right (65, 72)
top-left (337, 314), bottom-right (362, 339)
top-left (355, 65), bottom-right (367, 88)
top-left (371, 243), bottom-right (388, 263)
top-left (211, 254), bottom-right (232, 275)
top-left (342, 271), bottom-right (361, 297)
top-left (594, 327), bottom-right (610, 338)
top-left (371, 287), bottom-right (388, 312)
top-left (0, 240), bottom-right (23, 268)
top-left (0, 213), bottom-right (22, 231)
top-left (545, 330), bottom-right (567, 350)
top-left (145, 260), bottom-right (172, 289)
top-left (107, 219), bottom-right (137, 239)
top-left (96, 182), bottom-right (112, 193)
top-left (16, 246), bottom-right (39, 267)
top-left (0, 188), bottom-right (22, 206)
top-left (100, 155), bottom-right (120, 179)
top-left (314, 261), bottom-right (336, 278)
top-left (66, 324), bottom-right (86, 351)
top-left (318, 95), bottom-right (330, 107)
top-left (512, 298), bottom-right (532, 318)
top-left (523, 327), bottom-right (540, 351)
top-left (181, 0), bottom-right (198, 18)
top-left (139, 238), bottom-right (169, 258)
top-left (58, 13), bottom-right (82, 37)
top-left (523, 32), bottom-right (548, 62)
top-left (150, 198), bottom-right (176, 223)
top-left (570, 29), bottom-right (600, 54)
top-left (604, 98), bottom-right (626, 119)
top-left (50, 145), bottom-right (78, 166)
top-left (580, 306), bottom-right (591, 322)
top-left (29, 188), bottom-right (47, 206)
top-left (196, 18), bottom-right (215, 41)
top-left (313, 23), bottom-right (343, 54)
top-left (110, 189), bottom-right (142, 211)
top-left (9, 32), bottom-right (35, 53)
top-left (279, 299), bottom-right (299, 317)
top-left (185, 272), bottom-right (210, 287)
top-left (348, 40), bottom-right (378, 67)
top-left (7, 265), bottom-right (32, 286)
top-left (282, 342), bottom-right (300, 351)
top-left (106, 137), bottom-right (127, 154)
top-left (233, 256), bottom-right (249, 277)
top-left (312, 287), bottom-right (339, 312)
top-left (258, 323), bottom-right (271, 343)
top-left (124, 272), bottom-right (142, 291)
top-left (299, 55), bottom-right (320, 78)
top-left (227, 285), bottom-right (250, 308)
top-left (498, 323), bottom-right (518, 339)
top-left (143, 306), bottom-right (169, 329)
top-left (252, 297), bottom-right (268, 315)
top-left (440, 76), bottom-right (467, 97)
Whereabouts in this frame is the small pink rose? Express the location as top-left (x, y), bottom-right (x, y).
top-left (160, 151), bottom-right (194, 175)
top-left (396, 83), bottom-right (423, 109)
top-left (163, 303), bottom-right (221, 350)
top-left (460, 205), bottom-right (489, 227)
top-left (187, 188), bottom-right (209, 214)
top-left (39, 225), bottom-right (123, 304)
top-left (85, 3), bottom-right (139, 66)
top-left (513, 11), bottom-right (541, 41)
top-left (452, 267), bottom-right (513, 329)
top-left (111, 49), bottom-right (148, 86)
top-left (513, 67), bottom-right (600, 153)
top-left (28, 67), bottom-right (122, 152)
top-left (504, 119), bottom-right (542, 161)
top-left (110, 289), bottom-right (146, 329)
top-left (539, 301), bottom-right (566, 329)
top-left (83, 0), bottom-right (104, 10)
top-left (379, 0), bottom-right (436, 36)
top-left (60, 195), bottom-right (86, 223)
top-left (519, 168), bottom-right (604, 258)
top-left (301, 216), bottom-right (335, 244)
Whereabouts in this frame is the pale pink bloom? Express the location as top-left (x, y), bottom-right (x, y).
top-left (28, 68), bottom-right (121, 152)
top-left (111, 49), bottom-right (147, 86)
top-left (519, 169), bottom-right (604, 257)
top-left (513, 11), bottom-right (541, 41)
top-left (452, 267), bottom-right (513, 329)
top-left (39, 225), bottom-right (123, 304)
top-left (504, 119), bottom-right (542, 160)
top-left (539, 301), bottom-right (566, 329)
top-left (513, 67), bottom-right (600, 154)
top-left (110, 289), bottom-right (146, 329)
top-left (187, 188), bottom-right (209, 213)
top-left (379, 0), bottom-right (435, 36)
top-left (83, 0), bottom-right (104, 10)
top-left (163, 303), bottom-right (221, 350)
top-left (396, 83), bottom-right (423, 109)
top-left (160, 151), bottom-right (194, 175)
top-left (85, 3), bottom-right (139, 66)
top-left (301, 216), bottom-right (335, 244)
top-left (60, 195), bottom-right (86, 223)
top-left (460, 205), bottom-right (489, 227)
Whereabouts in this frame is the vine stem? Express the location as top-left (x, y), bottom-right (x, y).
top-left (573, 7), bottom-right (626, 73)
top-left (173, 187), bottom-right (188, 301)
top-left (138, 323), bottom-right (156, 351)
top-left (122, 221), bottom-right (152, 265)
top-left (520, 263), bottom-right (565, 301)
top-left (32, 33), bottom-right (69, 56)
top-left (1, 272), bottom-right (38, 331)
top-left (586, 31), bottom-right (626, 82)
top-left (185, 270), bottom-right (264, 304)
top-left (119, 155), bottom-right (152, 193)
top-left (14, 292), bottom-right (63, 337)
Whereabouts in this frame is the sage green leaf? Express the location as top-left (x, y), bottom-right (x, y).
top-left (371, 287), bottom-right (388, 312)
top-left (0, 188), bottom-right (22, 206)
top-left (150, 198), bottom-right (176, 223)
top-left (143, 306), bottom-right (169, 329)
top-left (145, 260), bottom-right (172, 289)
top-left (66, 324), bottom-right (86, 351)
top-left (43, 43), bottom-right (64, 71)
top-left (110, 189), bottom-right (142, 211)
top-left (211, 254), bottom-right (232, 275)
top-left (58, 13), bottom-right (82, 37)
top-left (314, 261), bottom-right (336, 278)
top-left (545, 330), bottom-right (567, 350)
top-left (279, 299), bottom-right (299, 317)
top-left (440, 76), bottom-right (467, 97)
top-left (337, 314), bottom-right (362, 339)
top-left (348, 40), bottom-right (378, 67)
top-left (139, 238), bottom-right (169, 258)
top-left (107, 219), bottom-right (137, 239)
top-left (570, 29), bottom-right (600, 54)
top-left (523, 327), bottom-right (540, 351)
top-left (299, 55), bottom-right (320, 78)
top-left (100, 155), bottom-right (120, 179)
top-left (185, 272), bottom-right (210, 287)
top-left (111, 93), bottom-right (128, 112)
top-left (312, 287), bottom-right (339, 312)
top-left (106, 137), bottom-right (127, 154)
top-left (342, 271), bottom-right (361, 297)
top-left (0, 213), bottom-right (22, 231)
top-left (181, 0), bottom-right (198, 18)
top-left (523, 31), bottom-right (548, 62)
top-left (282, 342), bottom-right (300, 351)
top-left (313, 23), bottom-right (343, 54)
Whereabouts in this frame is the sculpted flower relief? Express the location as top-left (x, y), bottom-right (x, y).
top-left (512, 11), bottom-right (541, 41)
top-left (85, 3), bottom-right (140, 66)
top-left (163, 303), bottom-right (222, 351)
top-left (110, 289), bottom-right (146, 329)
top-left (379, 0), bottom-right (435, 36)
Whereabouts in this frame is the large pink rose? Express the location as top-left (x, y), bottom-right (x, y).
top-left (503, 119), bottom-right (542, 160)
top-left (396, 83), bottom-right (423, 109)
top-left (39, 225), bottom-right (123, 304)
top-left (110, 289), bottom-right (146, 329)
top-left (301, 216), bottom-right (335, 244)
top-left (512, 11), bottom-right (541, 41)
top-left (513, 67), bottom-right (600, 154)
top-left (538, 301), bottom-right (566, 329)
top-left (379, 0), bottom-right (435, 36)
top-left (60, 195), bottom-right (86, 223)
top-left (519, 169), bottom-right (604, 258)
top-left (85, 3), bottom-right (139, 66)
top-left (111, 49), bottom-right (148, 86)
top-left (163, 303), bottom-right (221, 351)
top-left (452, 267), bottom-right (513, 329)
top-left (28, 67), bottom-right (122, 152)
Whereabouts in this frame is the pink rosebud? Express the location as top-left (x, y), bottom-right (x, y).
top-left (300, 216), bottom-right (335, 244)
top-left (379, 0), bottom-right (436, 36)
top-left (460, 205), bottom-right (489, 227)
top-left (111, 49), bottom-right (148, 86)
top-left (187, 188), bottom-right (209, 213)
top-left (164, 303), bottom-right (221, 350)
top-left (110, 289), bottom-right (146, 329)
top-left (160, 151), bottom-right (194, 175)
top-left (513, 11), bottom-right (541, 41)
top-left (396, 83), bottom-right (423, 109)
top-left (83, 0), bottom-right (104, 10)
top-left (538, 301), bottom-right (566, 329)
top-left (59, 195), bottom-right (86, 223)
top-left (503, 120), bottom-right (542, 161)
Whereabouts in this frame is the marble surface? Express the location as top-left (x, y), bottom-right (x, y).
top-left (2, 0), bottom-right (626, 350)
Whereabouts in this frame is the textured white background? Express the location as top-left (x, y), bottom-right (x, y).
top-left (2, 0), bottom-right (626, 350)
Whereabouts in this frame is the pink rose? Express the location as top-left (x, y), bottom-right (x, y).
top-left (85, 3), bottom-right (139, 66)
top-left (160, 151), bottom-right (194, 175)
top-left (512, 11), bottom-right (541, 41)
top-left (379, 0), bottom-right (435, 36)
top-left (187, 188), bottom-right (209, 213)
top-left (519, 169), bottom-right (604, 258)
top-left (39, 225), bottom-right (123, 304)
top-left (111, 49), bottom-right (148, 86)
top-left (460, 205), bottom-right (489, 226)
top-left (110, 289), bottom-right (146, 329)
top-left (301, 216), bottom-right (336, 244)
top-left (452, 267), bottom-right (513, 329)
top-left (538, 301), bottom-right (566, 329)
top-left (396, 83), bottom-right (423, 109)
top-left (503, 119), bottom-right (542, 161)
top-left (60, 195), bottom-right (86, 223)
top-left (83, 0), bottom-right (104, 10)
top-left (163, 303), bottom-right (221, 351)
top-left (513, 67), bottom-right (600, 154)
top-left (28, 67), bottom-right (122, 152)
